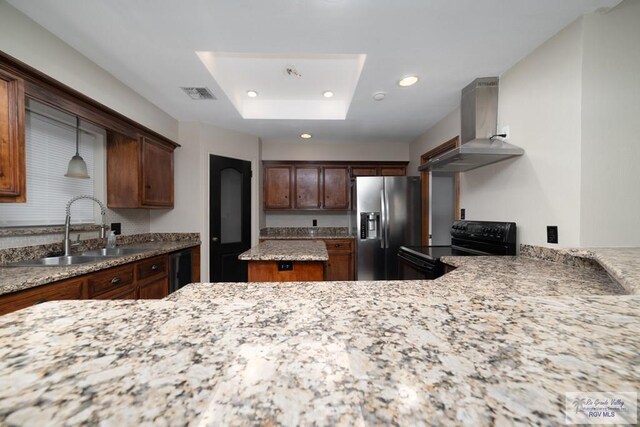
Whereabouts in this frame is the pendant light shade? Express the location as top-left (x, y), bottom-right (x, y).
top-left (65, 117), bottom-right (90, 179)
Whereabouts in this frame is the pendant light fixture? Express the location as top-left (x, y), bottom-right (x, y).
top-left (65, 116), bottom-right (90, 179)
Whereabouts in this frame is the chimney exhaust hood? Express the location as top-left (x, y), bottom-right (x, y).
top-left (419, 77), bottom-right (524, 173)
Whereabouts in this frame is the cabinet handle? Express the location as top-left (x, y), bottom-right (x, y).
top-left (151, 264), bottom-right (159, 271)
top-left (111, 277), bottom-right (121, 285)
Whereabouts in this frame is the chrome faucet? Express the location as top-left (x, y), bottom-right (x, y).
top-left (64, 195), bottom-right (107, 256)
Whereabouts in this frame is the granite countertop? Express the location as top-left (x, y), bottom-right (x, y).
top-left (0, 236), bottom-right (200, 296)
top-left (239, 240), bottom-right (329, 261)
top-left (260, 227), bottom-right (354, 240)
top-left (0, 247), bottom-right (638, 425)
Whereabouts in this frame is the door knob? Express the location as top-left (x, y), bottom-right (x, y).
top-left (211, 237), bottom-right (219, 242)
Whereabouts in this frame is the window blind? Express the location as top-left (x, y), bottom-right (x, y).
top-left (0, 113), bottom-right (97, 226)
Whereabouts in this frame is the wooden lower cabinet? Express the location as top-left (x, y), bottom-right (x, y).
top-left (87, 264), bottom-right (135, 298)
top-left (138, 277), bottom-right (168, 299)
top-left (0, 277), bottom-right (85, 315)
top-left (248, 261), bottom-right (324, 282)
top-left (0, 245), bottom-right (199, 315)
top-left (324, 239), bottom-right (354, 281)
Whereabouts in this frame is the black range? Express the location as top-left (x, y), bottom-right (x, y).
top-left (398, 220), bottom-right (517, 280)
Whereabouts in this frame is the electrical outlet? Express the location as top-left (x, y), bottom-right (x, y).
top-left (312, 219), bottom-right (318, 227)
top-left (110, 223), bottom-right (122, 235)
top-left (547, 226), bottom-right (558, 244)
top-left (500, 125), bottom-right (510, 140)
top-left (460, 208), bottom-right (465, 220)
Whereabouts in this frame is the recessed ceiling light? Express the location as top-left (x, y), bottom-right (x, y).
top-left (398, 76), bottom-right (419, 87)
top-left (373, 92), bottom-right (386, 101)
top-left (322, 90), bottom-right (334, 98)
top-left (246, 90), bottom-right (258, 98)
top-left (300, 133), bottom-right (312, 139)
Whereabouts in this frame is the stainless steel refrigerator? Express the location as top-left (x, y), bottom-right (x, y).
top-left (351, 176), bottom-right (422, 280)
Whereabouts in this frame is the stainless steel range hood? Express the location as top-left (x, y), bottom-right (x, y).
top-left (419, 77), bottom-right (524, 173)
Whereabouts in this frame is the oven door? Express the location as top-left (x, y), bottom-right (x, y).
top-left (397, 250), bottom-right (442, 280)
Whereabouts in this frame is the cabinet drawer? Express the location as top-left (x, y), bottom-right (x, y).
top-left (0, 278), bottom-right (85, 315)
top-left (136, 255), bottom-right (168, 282)
top-left (325, 239), bottom-right (353, 252)
top-left (87, 264), bottom-right (134, 298)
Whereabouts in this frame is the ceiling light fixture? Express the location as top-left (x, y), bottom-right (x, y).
top-left (300, 133), bottom-right (312, 139)
top-left (322, 90), bottom-right (334, 98)
top-left (373, 92), bottom-right (386, 101)
top-left (65, 116), bottom-right (90, 179)
top-left (398, 76), bottom-right (419, 87)
top-left (246, 90), bottom-right (258, 98)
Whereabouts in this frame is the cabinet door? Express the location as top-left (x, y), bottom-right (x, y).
top-left (106, 131), bottom-right (140, 208)
top-left (138, 277), bottom-right (169, 299)
top-left (323, 167), bottom-right (349, 209)
top-left (264, 166), bottom-right (292, 209)
top-left (324, 239), bottom-right (354, 281)
top-left (0, 277), bottom-right (85, 315)
top-left (294, 166), bottom-right (321, 209)
top-left (0, 69), bottom-right (26, 203)
top-left (351, 166), bottom-right (378, 177)
top-left (141, 137), bottom-right (174, 208)
top-left (380, 166), bottom-right (406, 176)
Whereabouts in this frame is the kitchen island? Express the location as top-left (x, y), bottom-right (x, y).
top-left (0, 247), bottom-right (638, 425)
top-left (239, 239), bottom-right (328, 282)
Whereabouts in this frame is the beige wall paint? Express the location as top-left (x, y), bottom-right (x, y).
top-left (150, 122), bottom-right (261, 281)
top-left (410, 0), bottom-right (640, 248)
top-left (462, 18), bottom-right (584, 247)
top-left (0, 1), bottom-right (178, 141)
top-left (580, 0), bottom-right (640, 246)
top-left (407, 108), bottom-right (460, 176)
top-left (262, 141), bottom-right (409, 162)
top-left (409, 19), bottom-right (585, 248)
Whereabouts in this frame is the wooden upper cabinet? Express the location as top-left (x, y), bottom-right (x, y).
top-left (141, 137), bottom-right (173, 207)
top-left (380, 166), bottom-right (406, 176)
top-left (294, 166), bottom-right (321, 209)
top-left (107, 131), bottom-right (174, 209)
top-left (351, 167), bottom-right (378, 177)
top-left (323, 167), bottom-right (349, 209)
top-left (350, 163), bottom-right (407, 178)
top-left (264, 166), bottom-right (292, 209)
top-left (0, 68), bottom-right (26, 203)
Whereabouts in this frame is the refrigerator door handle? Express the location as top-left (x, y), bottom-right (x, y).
top-left (380, 189), bottom-right (389, 249)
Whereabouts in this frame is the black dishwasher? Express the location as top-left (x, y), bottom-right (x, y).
top-left (169, 249), bottom-right (193, 293)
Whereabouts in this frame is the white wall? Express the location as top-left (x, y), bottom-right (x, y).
top-left (410, 0), bottom-right (640, 248)
top-left (462, 19), bottom-right (585, 247)
top-left (580, 0), bottom-right (640, 246)
top-left (0, 0), bottom-right (178, 141)
top-left (407, 108), bottom-right (460, 176)
top-left (150, 122), bottom-right (261, 281)
top-left (262, 141), bottom-right (409, 162)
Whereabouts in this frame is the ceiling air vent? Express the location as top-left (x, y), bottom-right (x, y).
top-left (181, 87), bottom-right (216, 100)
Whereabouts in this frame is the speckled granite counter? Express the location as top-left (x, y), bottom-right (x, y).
top-left (239, 240), bottom-right (329, 261)
top-left (0, 234), bottom-right (200, 296)
top-left (260, 227), bottom-right (354, 240)
top-left (0, 248), bottom-right (638, 425)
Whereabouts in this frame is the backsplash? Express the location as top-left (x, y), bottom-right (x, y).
top-left (265, 212), bottom-right (350, 227)
top-left (0, 232), bottom-right (199, 265)
top-left (0, 209), bottom-right (150, 249)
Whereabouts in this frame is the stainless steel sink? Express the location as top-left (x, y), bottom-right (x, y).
top-left (80, 247), bottom-right (150, 257)
top-left (6, 255), bottom-right (107, 267)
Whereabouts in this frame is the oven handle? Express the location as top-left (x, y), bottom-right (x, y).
top-left (398, 251), bottom-right (435, 271)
